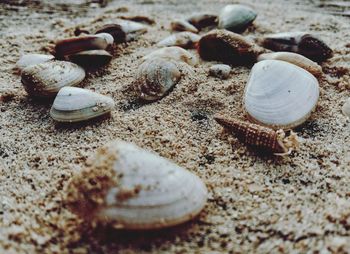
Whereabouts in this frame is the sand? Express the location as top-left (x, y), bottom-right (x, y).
top-left (0, 0), bottom-right (350, 253)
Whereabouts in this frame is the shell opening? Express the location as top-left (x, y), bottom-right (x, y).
top-left (274, 130), bottom-right (299, 156)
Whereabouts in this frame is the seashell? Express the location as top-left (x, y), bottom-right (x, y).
top-left (55, 35), bottom-right (108, 58)
top-left (50, 87), bottom-right (114, 122)
top-left (342, 98), bottom-right (350, 118)
top-left (187, 13), bottom-right (218, 30)
top-left (16, 54), bottom-right (54, 72)
top-left (68, 50), bottom-right (112, 68)
top-left (94, 33), bottom-right (114, 45)
top-left (21, 60), bottom-right (85, 98)
top-left (142, 46), bottom-right (198, 66)
top-left (209, 64), bottom-right (231, 79)
top-left (135, 57), bottom-right (183, 101)
top-left (218, 4), bottom-right (257, 33)
top-left (65, 140), bottom-right (207, 230)
top-left (157, 32), bottom-right (200, 49)
top-left (257, 52), bottom-right (323, 77)
top-left (95, 21), bottom-right (147, 43)
top-left (261, 32), bottom-right (333, 62)
top-left (244, 60), bottom-right (319, 129)
top-left (197, 29), bottom-right (263, 65)
top-left (214, 115), bottom-right (299, 155)
top-left (119, 15), bottom-right (155, 25)
top-left (170, 19), bottom-right (198, 33)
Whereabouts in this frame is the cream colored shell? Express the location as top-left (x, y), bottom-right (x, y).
top-left (142, 46), bottom-right (198, 66)
top-left (16, 54), bottom-right (54, 72)
top-left (157, 32), bottom-right (200, 49)
top-left (342, 98), bottom-right (350, 118)
top-left (244, 60), bottom-right (319, 129)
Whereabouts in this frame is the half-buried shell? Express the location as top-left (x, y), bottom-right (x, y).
top-left (244, 60), bottom-right (319, 129)
top-left (65, 140), bottom-right (207, 230)
top-left (68, 50), bottom-right (112, 68)
top-left (157, 32), bottom-right (200, 49)
top-left (187, 13), bottom-right (218, 30)
top-left (21, 61), bottom-right (85, 98)
top-left (142, 46), bottom-right (198, 66)
top-left (50, 87), bottom-right (114, 122)
top-left (170, 19), bottom-right (199, 33)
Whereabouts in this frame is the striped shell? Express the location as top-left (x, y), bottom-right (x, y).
top-left (50, 87), bottom-right (114, 122)
top-left (244, 60), bottom-right (319, 129)
top-left (66, 140), bottom-right (207, 230)
top-left (157, 32), bottom-right (200, 49)
top-left (16, 54), bottom-right (54, 72)
top-left (21, 61), bottom-right (85, 98)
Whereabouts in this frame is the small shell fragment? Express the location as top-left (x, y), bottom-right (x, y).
top-left (50, 87), bottom-right (114, 122)
top-left (209, 64), bottom-right (231, 79)
top-left (16, 54), bottom-right (54, 72)
top-left (187, 13), bottom-right (218, 30)
top-left (342, 98), bottom-right (350, 118)
top-left (257, 52), bottom-right (323, 77)
top-left (157, 32), bottom-right (200, 49)
top-left (214, 115), bottom-right (299, 155)
top-left (55, 35), bottom-right (108, 57)
top-left (65, 140), bottom-right (207, 230)
top-left (21, 61), bottom-right (85, 98)
top-left (68, 50), bottom-right (112, 68)
top-left (170, 19), bottom-right (198, 33)
top-left (198, 29), bottom-right (263, 65)
top-left (261, 32), bottom-right (333, 62)
top-left (142, 46), bottom-right (198, 66)
top-left (218, 4), bottom-right (257, 33)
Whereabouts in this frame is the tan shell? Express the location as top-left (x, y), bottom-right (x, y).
top-left (65, 140), bottom-right (207, 230)
top-left (198, 29), bottom-right (263, 65)
top-left (55, 35), bottom-right (108, 57)
top-left (170, 19), bottom-right (198, 33)
top-left (142, 46), bottom-right (198, 66)
top-left (16, 54), bottom-right (54, 72)
top-left (157, 32), bottom-right (200, 49)
top-left (135, 57), bottom-right (182, 101)
top-left (50, 87), bottom-right (114, 122)
top-left (21, 60), bottom-right (85, 98)
top-left (257, 52), bottom-right (323, 77)
top-left (68, 50), bottom-right (112, 68)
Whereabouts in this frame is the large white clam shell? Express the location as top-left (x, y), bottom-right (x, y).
top-left (21, 60), bottom-right (85, 97)
top-left (244, 60), bottom-right (319, 129)
top-left (50, 87), bottom-right (114, 122)
top-left (68, 140), bottom-right (207, 230)
top-left (16, 54), bottom-right (54, 72)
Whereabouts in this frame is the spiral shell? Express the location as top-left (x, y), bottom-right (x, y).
top-left (21, 61), bottom-right (85, 98)
top-left (157, 32), bottom-right (200, 49)
top-left (65, 140), bottom-right (207, 230)
top-left (214, 115), bottom-right (299, 155)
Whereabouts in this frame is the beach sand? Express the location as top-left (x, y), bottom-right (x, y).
top-left (0, 0), bottom-right (350, 253)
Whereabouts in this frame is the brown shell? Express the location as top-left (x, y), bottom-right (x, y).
top-left (95, 24), bottom-right (126, 43)
top-left (214, 115), bottom-right (287, 153)
top-left (55, 36), bottom-right (108, 58)
top-left (68, 50), bottom-right (112, 68)
top-left (197, 29), bottom-right (263, 65)
top-left (187, 13), bottom-right (218, 30)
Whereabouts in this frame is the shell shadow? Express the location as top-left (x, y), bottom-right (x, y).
top-left (53, 113), bottom-right (112, 131)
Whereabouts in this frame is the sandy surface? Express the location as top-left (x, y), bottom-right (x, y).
top-left (0, 0), bottom-right (350, 253)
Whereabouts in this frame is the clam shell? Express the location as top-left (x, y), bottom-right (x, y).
top-left (21, 61), bottom-right (85, 98)
top-left (170, 19), bottom-right (198, 33)
top-left (50, 87), bottom-right (114, 122)
top-left (187, 13), bottom-right (218, 30)
top-left (68, 49), bottom-right (112, 67)
top-left (16, 54), bottom-right (54, 72)
top-left (257, 52), bottom-right (323, 77)
top-left (244, 60), bottom-right (319, 129)
top-left (198, 29), bottom-right (262, 65)
top-left (157, 32), bottom-right (200, 49)
top-left (94, 33), bottom-right (114, 45)
top-left (136, 57), bottom-right (182, 101)
top-left (209, 64), bottom-right (231, 79)
top-left (55, 35), bottom-right (108, 57)
top-left (66, 140), bottom-right (207, 230)
top-left (95, 21), bottom-right (147, 43)
top-left (142, 46), bottom-right (198, 66)
top-left (342, 98), bottom-right (350, 118)
top-left (119, 15), bottom-right (155, 25)
top-left (218, 4), bottom-right (257, 33)
top-left (261, 32), bottom-right (333, 62)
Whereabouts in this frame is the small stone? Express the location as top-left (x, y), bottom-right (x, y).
top-left (342, 98), bottom-right (350, 117)
top-left (209, 64), bottom-right (231, 79)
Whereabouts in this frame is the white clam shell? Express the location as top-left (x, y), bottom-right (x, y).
top-left (81, 140), bottom-right (207, 230)
top-left (342, 98), bottom-right (350, 118)
top-left (170, 19), bottom-right (198, 33)
top-left (21, 60), bottom-right (85, 97)
top-left (50, 87), bottom-right (114, 122)
top-left (142, 46), bottom-right (198, 66)
top-left (244, 60), bottom-right (319, 129)
top-left (157, 32), bottom-right (200, 49)
top-left (257, 52), bottom-right (322, 77)
top-left (16, 54), bottom-right (54, 72)
top-left (94, 33), bottom-right (114, 45)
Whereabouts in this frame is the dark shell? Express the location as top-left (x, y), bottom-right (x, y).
top-left (197, 29), bottom-right (262, 65)
top-left (119, 15), bottom-right (155, 25)
top-left (68, 50), bottom-right (112, 68)
top-left (262, 32), bottom-right (333, 62)
top-left (187, 13), bottom-right (218, 30)
top-left (55, 36), bottom-right (108, 58)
